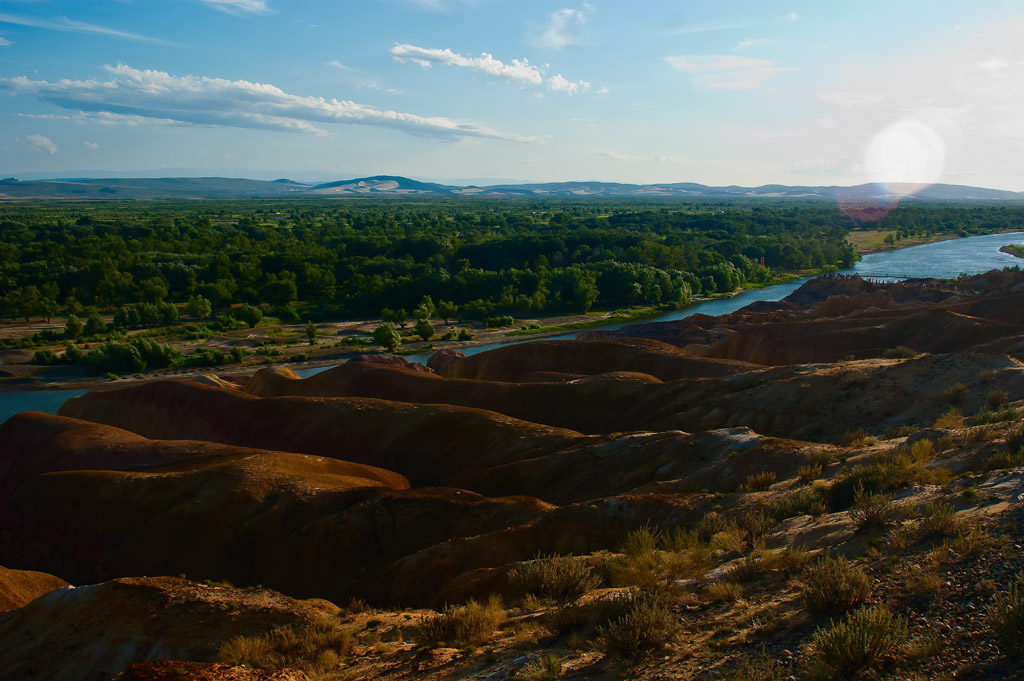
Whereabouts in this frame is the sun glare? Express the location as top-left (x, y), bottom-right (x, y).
top-left (863, 120), bottom-right (946, 195)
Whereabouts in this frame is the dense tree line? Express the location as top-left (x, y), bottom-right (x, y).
top-left (9, 198), bottom-right (1000, 324)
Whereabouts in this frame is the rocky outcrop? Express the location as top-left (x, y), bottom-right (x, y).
top-left (425, 348), bottom-right (464, 374)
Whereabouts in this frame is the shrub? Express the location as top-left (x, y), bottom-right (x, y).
top-left (736, 507), bottom-right (774, 545)
top-left (511, 653), bottom-right (563, 681)
top-left (483, 315), bottom-right (515, 328)
top-left (419, 596), bottom-right (505, 648)
top-left (605, 526), bottom-right (712, 589)
top-left (934, 407), bottom-right (963, 429)
top-left (217, 619), bottom-right (353, 673)
top-left (985, 449), bottom-right (1024, 472)
top-left (696, 511), bottom-right (737, 543)
top-left (731, 654), bottom-right (786, 681)
top-left (457, 327), bottom-right (475, 341)
top-left (1007, 426), bottom-right (1024, 456)
top-left (916, 502), bottom-right (962, 540)
top-left (768, 485), bottom-right (827, 521)
top-left (801, 554), bottom-right (871, 616)
top-left (848, 485), bottom-right (901, 530)
top-left (507, 554), bottom-right (600, 603)
top-left (702, 581), bottom-right (744, 603)
top-left (798, 463), bottom-right (822, 484)
top-left (883, 345), bottom-right (917, 359)
top-left (805, 450), bottom-right (834, 469)
top-left (811, 606), bottom-right (908, 677)
top-left (740, 471), bottom-right (776, 492)
top-left (592, 591), bottom-right (679, 668)
top-left (988, 573), bottom-right (1024, 654)
top-left (941, 382), bottom-right (968, 404)
top-left (986, 389), bottom-right (1010, 409)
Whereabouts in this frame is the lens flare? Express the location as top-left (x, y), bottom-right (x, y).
top-left (865, 120), bottom-right (946, 193)
top-left (838, 120), bottom-right (947, 221)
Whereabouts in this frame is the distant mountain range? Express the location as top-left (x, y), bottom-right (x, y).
top-left (1, 174), bottom-right (1023, 202)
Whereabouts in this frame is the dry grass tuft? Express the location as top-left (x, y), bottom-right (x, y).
top-left (419, 595), bottom-right (505, 648)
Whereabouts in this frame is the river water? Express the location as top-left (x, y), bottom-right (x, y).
top-left (2, 231), bottom-right (1022, 422)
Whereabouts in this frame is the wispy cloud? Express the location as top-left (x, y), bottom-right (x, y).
top-left (530, 6), bottom-right (589, 49)
top-left (0, 64), bottom-right (533, 142)
top-left (782, 12), bottom-right (799, 22)
top-left (667, 20), bottom-right (743, 35)
top-left (83, 141), bottom-right (99, 149)
top-left (0, 37), bottom-right (10, 47)
top-left (199, 0), bottom-right (273, 15)
top-left (391, 44), bottom-right (542, 84)
top-left (26, 134), bottom-right (56, 154)
top-left (0, 12), bottom-right (171, 44)
top-left (391, 44), bottom-right (590, 94)
top-left (736, 38), bottom-right (768, 49)
top-left (327, 60), bottom-right (401, 94)
top-left (665, 54), bottom-right (792, 90)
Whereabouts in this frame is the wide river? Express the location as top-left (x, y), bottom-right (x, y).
top-left (2, 230), bottom-right (1022, 422)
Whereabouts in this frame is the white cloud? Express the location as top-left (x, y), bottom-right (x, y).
top-left (391, 44), bottom-right (543, 84)
top-left (783, 12), bottom-right (799, 22)
top-left (596, 86), bottom-right (610, 94)
top-left (84, 141), bottom-right (99, 149)
top-left (0, 64), bottom-right (533, 142)
top-left (736, 38), bottom-right (767, 49)
top-left (0, 37), bottom-right (10, 47)
top-left (26, 134), bottom-right (56, 154)
top-left (199, 0), bottom-right (273, 15)
top-left (0, 12), bottom-right (170, 44)
top-left (391, 43), bottom-right (589, 95)
top-left (531, 7), bottom-right (588, 49)
top-left (546, 73), bottom-right (589, 94)
top-left (665, 54), bottom-right (792, 89)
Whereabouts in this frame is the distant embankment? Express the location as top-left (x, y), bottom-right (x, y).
top-left (1000, 244), bottom-right (1024, 259)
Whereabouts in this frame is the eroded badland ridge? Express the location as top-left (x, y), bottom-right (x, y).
top-left (4, 271), bottom-right (1024, 680)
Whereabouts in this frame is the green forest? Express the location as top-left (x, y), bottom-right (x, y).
top-left (0, 198), bottom-right (1019, 329)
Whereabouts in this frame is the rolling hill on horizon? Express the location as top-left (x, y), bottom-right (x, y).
top-left (2, 174), bottom-right (1023, 202)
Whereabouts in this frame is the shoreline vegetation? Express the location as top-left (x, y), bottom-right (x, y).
top-left (999, 244), bottom-right (1024, 259)
top-left (1, 199), bottom-right (1021, 393)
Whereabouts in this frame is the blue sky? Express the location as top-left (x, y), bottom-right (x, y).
top-left (2, 0), bottom-right (1024, 189)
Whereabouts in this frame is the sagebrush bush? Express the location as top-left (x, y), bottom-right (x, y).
top-left (605, 526), bottom-right (711, 589)
top-left (941, 382), bottom-right (968, 404)
top-left (511, 653), bottom-right (563, 681)
top-left (507, 554), bottom-right (600, 603)
top-left (916, 501), bottom-right (962, 540)
top-left (768, 485), bottom-right (827, 521)
top-left (592, 590), bottom-right (679, 668)
top-left (812, 606), bottom-right (908, 677)
top-left (805, 450), bottom-right (834, 469)
top-left (731, 654), bottom-right (786, 681)
top-left (934, 407), bottom-right (963, 429)
top-left (419, 595), bottom-right (505, 648)
top-left (801, 554), bottom-right (871, 616)
top-left (740, 471), bottom-right (776, 492)
top-left (988, 573), bottom-right (1024, 654)
top-left (217, 619), bottom-right (353, 673)
top-left (848, 485), bottom-right (901, 530)
top-left (986, 389), bottom-right (1010, 409)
